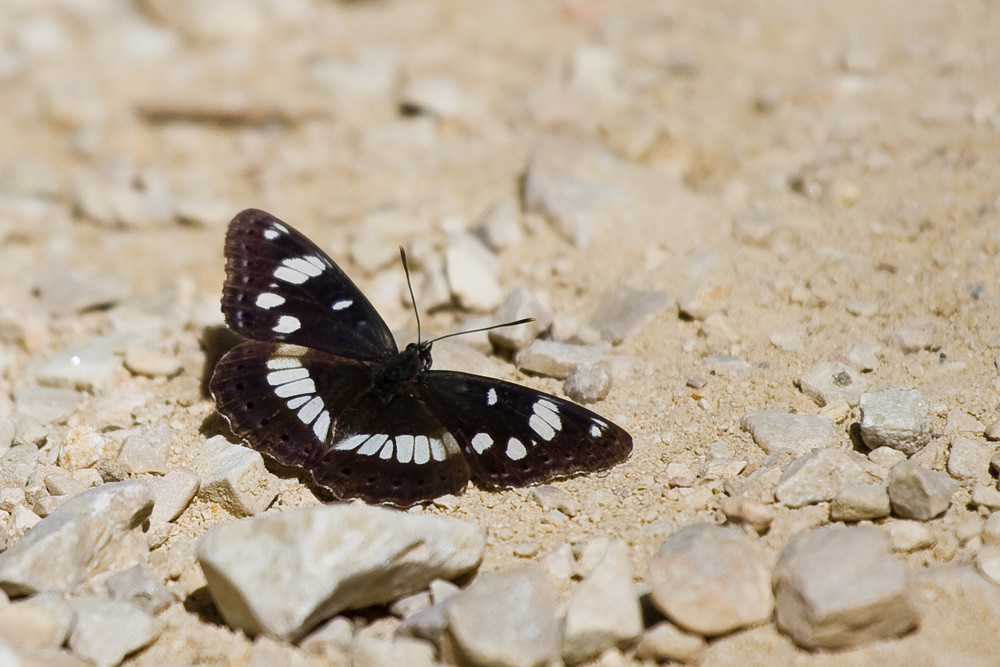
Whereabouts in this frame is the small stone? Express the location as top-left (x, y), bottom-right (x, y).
top-left (590, 287), bottom-right (676, 345)
top-left (192, 436), bottom-right (278, 517)
top-left (678, 283), bottom-right (732, 321)
top-left (773, 525), bottom-right (920, 649)
top-left (530, 485), bottom-right (580, 517)
top-left (116, 424), bottom-right (173, 475)
top-left (887, 460), bottom-right (958, 520)
top-left (732, 207), bottom-right (781, 247)
top-left (352, 632), bottom-right (437, 667)
top-left (0, 467), bottom-right (25, 513)
top-left (445, 232), bottom-right (503, 313)
top-left (845, 338), bottom-right (882, 371)
top-left (123, 347), bottom-right (183, 378)
top-left (888, 520), bottom-right (936, 552)
top-left (389, 591), bottom-right (432, 619)
top-left (703, 353), bottom-right (753, 375)
top-left (972, 485), bottom-right (1000, 510)
top-left (248, 635), bottom-right (311, 667)
top-left (106, 564), bottom-right (174, 615)
top-left (947, 435), bottom-right (992, 482)
top-left (561, 539), bottom-right (641, 664)
top-left (858, 387), bottom-right (933, 455)
top-left (522, 135), bottom-right (620, 247)
top-left (147, 467), bottom-right (200, 525)
top-left (887, 317), bottom-right (936, 352)
top-left (775, 448), bottom-right (868, 508)
top-left (67, 597), bottom-right (160, 667)
top-left (740, 410), bottom-right (838, 455)
top-left (446, 565), bottom-right (560, 667)
top-left (488, 287), bottom-right (552, 351)
top-left (400, 75), bottom-right (467, 119)
top-left (474, 197), bottom-right (523, 252)
top-left (798, 361), bottom-right (867, 407)
top-left (867, 446), bottom-right (908, 469)
top-left (0, 481), bottom-right (153, 596)
top-left (516, 340), bottom-right (606, 379)
top-left (721, 496), bottom-right (775, 535)
top-left (0, 592), bottom-right (73, 649)
top-left (30, 337), bottom-right (125, 391)
top-left (1, 444), bottom-right (37, 487)
top-left (984, 512), bottom-right (1000, 545)
top-left (945, 410), bottom-right (986, 435)
top-left (648, 523), bottom-right (772, 636)
top-left (57, 425), bottom-right (116, 471)
top-left (12, 386), bottom-right (81, 425)
top-left (985, 420), bottom-right (1000, 441)
top-left (830, 483), bottom-right (891, 522)
top-left (634, 621), bottom-right (705, 664)
top-left (563, 364), bottom-right (612, 403)
top-left (299, 616), bottom-right (353, 663)
top-left (31, 268), bottom-right (130, 314)
top-left (197, 504), bottom-right (485, 642)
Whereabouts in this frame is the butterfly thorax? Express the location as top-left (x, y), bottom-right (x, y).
top-left (374, 341), bottom-right (433, 396)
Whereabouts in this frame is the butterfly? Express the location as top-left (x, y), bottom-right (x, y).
top-left (209, 209), bottom-right (632, 507)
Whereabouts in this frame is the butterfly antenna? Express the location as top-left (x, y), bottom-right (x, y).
top-left (427, 317), bottom-right (535, 345)
top-left (399, 247), bottom-right (422, 343)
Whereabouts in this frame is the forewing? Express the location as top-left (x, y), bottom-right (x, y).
top-left (420, 371), bottom-right (632, 488)
top-left (221, 208), bottom-right (396, 360)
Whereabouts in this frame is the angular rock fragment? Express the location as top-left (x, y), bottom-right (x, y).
top-left (773, 525), bottom-right (920, 649)
top-left (197, 504), bottom-right (485, 642)
top-left (0, 481), bottom-right (153, 596)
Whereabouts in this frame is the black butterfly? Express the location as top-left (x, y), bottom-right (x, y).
top-left (209, 209), bottom-right (632, 507)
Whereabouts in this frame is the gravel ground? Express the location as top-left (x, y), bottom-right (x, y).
top-left (2, 1), bottom-right (1000, 665)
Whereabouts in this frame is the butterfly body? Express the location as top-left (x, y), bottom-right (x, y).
top-left (210, 209), bottom-right (632, 507)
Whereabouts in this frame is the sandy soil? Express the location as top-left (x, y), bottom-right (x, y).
top-left (2, 0), bottom-right (1000, 664)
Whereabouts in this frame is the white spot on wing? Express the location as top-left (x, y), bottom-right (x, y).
top-left (442, 432), bottom-right (460, 456)
top-left (529, 414), bottom-right (556, 441)
top-left (429, 437), bottom-right (446, 461)
top-left (274, 266), bottom-right (309, 284)
top-left (267, 367), bottom-right (308, 386)
top-left (471, 432), bottom-right (493, 454)
top-left (256, 292), bottom-right (286, 309)
top-left (358, 434), bottom-right (389, 456)
top-left (590, 424), bottom-right (601, 437)
top-left (273, 315), bottom-right (301, 334)
top-left (264, 228), bottom-right (279, 240)
top-left (486, 388), bottom-right (498, 406)
top-left (506, 437), bottom-right (527, 461)
top-left (334, 433), bottom-right (367, 451)
top-left (313, 411), bottom-right (331, 441)
top-left (297, 396), bottom-right (324, 424)
top-left (379, 440), bottom-right (394, 459)
top-left (285, 256), bottom-right (324, 276)
top-left (267, 357), bottom-right (302, 370)
top-left (533, 400), bottom-right (562, 431)
top-left (395, 435), bottom-right (414, 463)
top-left (413, 435), bottom-right (430, 464)
top-left (286, 395), bottom-right (310, 409)
top-left (331, 299), bottom-right (353, 311)
top-left (274, 378), bottom-right (315, 397)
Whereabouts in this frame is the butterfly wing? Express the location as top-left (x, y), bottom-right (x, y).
top-left (420, 371), bottom-right (632, 488)
top-left (221, 208), bottom-right (396, 360)
top-left (210, 340), bottom-right (471, 507)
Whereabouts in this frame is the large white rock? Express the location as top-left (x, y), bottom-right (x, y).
top-left (0, 481), bottom-right (153, 596)
top-left (197, 504), bottom-right (485, 642)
